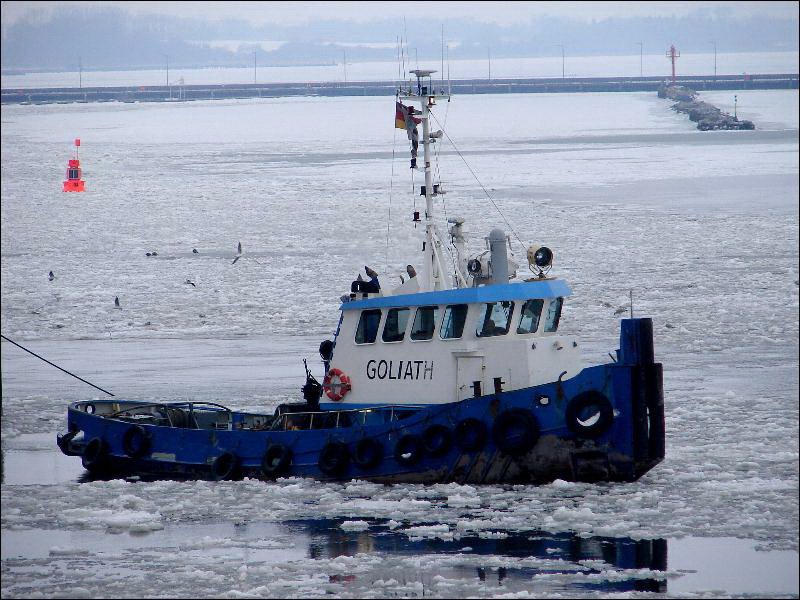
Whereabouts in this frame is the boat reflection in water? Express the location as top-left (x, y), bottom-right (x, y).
top-left (297, 519), bottom-right (667, 594)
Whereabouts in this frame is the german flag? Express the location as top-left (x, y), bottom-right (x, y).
top-left (395, 101), bottom-right (421, 129)
top-left (395, 102), bottom-right (407, 129)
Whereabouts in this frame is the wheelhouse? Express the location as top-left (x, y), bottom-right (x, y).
top-left (323, 280), bottom-right (582, 408)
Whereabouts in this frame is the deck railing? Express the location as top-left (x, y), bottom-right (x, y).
top-left (272, 405), bottom-right (424, 431)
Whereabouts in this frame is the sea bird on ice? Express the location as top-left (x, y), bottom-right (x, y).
top-left (185, 279), bottom-right (196, 287)
top-left (48, 271), bottom-right (54, 281)
top-left (192, 248), bottom-right (198, 254)
top-left (114, 296), bottom-right (121, 309)
top-left (237, 241), bottom-right (242, 255)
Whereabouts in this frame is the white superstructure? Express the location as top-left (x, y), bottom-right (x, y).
top-left (321, 71), bottom-right (581, 408)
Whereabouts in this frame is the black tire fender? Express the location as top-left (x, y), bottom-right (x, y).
top-left (422, 424), bottom-right (452, 456)
top-left (318, 441), bottom-right (350, 477)
top-left (394, 434), bottom-right (424, 466)
top-left (492, 408), bottom-right (540, 456)
top-left (261, 444), bottom-right (293, 478)
top-left (82, 437), bottom-right (108, 470)
top-left (353, 438), bottom-right (383, 469)
top-left (122, 425), bottom-right (151, 458)
top-left (454, 418), bottom-right (488, 451)
top-left (565, 391), bottom-right (614, 438)
top-left (212, 451), bottom-right (241, 481)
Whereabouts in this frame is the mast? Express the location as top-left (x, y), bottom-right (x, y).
top-left (404, 69), bottom-right (454, 291)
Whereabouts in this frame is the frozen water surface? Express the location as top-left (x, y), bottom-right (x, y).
top-left (2, 89), bottom-right (798, 597)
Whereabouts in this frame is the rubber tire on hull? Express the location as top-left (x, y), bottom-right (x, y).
top-left (212, 451), bottom-right (241, 481)
top-left (454, 418), bottom-right (488, 451)
top-left (492, 408), bottom-right (540, 456)
top-left (122, 425), bottom-right (151, 458)
top-left (565, 391), bottom-right (614, 438)
top-left (422, 425), bottom-right (453, 456)
top-left (353, 438), bottom-right (383, 469)
top-left (261, 444), bottom-right (293, 478)
top-left (81, 437), bottom-right (108, 472)
top-left (319, 442), bottom-right (350, 477)
top-left (394, 434), bottom-right (424, 466)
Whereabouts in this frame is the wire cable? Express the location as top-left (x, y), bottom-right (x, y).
top-left (386, 104), bottom-right (399, 272)
top-left (428, 108), bottom-right (527, 251)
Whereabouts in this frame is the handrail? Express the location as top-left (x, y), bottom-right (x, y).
top-left (83, 398), bottom-right (428, 432)
top-left (275, 404), bottom-right (427, 431)
top-left (276, 404), bottom-right (425, 419)
top-left (104, 400), bottom-right (233, 419)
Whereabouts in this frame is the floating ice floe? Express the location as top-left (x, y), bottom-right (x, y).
top-left (339, 520), bottom-right (370, 532)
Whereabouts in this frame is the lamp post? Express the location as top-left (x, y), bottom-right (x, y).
top-left (712, 41), bottom-right (717, 79)
top-left (734, 94), bottom-right (737, 119)
top-left (637, 42), bottom-right (643, 77)
top-left (163, 54), bottom-right (170, 99)
top-left (555, 44), bottom-right (564, 78)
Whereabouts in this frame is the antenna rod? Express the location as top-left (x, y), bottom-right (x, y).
top-left (441, 25), bottom-right (444, 85)
top-left (447, 44), bottom-right (450, 93)
top-left (400, 38), bottom-right (405, 79)
top-left (403, 18), bottom-right (408, 78)
top-left (397, 36), bottom-right (402, 85)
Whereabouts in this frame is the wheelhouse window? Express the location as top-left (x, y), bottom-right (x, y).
top-left (440, 304), bottom-right (468, 339)
top-left (544, 297), bottom-right (563, 332)
top-left (517, 299), bottom-right (544, 334)
top-left (411, 306), bottom-right (439, 341)
top-left (382, 307), bottom-right (410, 342)
top-left (68, 169), bottom-right (79, 179)
top-left (355, 309), bottom-right (381, 344)
top-left (476, 301), bottom-right (514, 337)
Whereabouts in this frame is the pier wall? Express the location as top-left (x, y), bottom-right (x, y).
top-left (2, 73), bottom-right (797, 105)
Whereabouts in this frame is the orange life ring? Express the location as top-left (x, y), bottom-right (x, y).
top-left (323, 368), bottom-right (351, 401)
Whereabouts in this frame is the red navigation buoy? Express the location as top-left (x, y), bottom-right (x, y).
top-left (62, 138), bottom-right (85, 192)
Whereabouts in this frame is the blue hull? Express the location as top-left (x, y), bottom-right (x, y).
top-left (58, 319), bottom-right (664, 484)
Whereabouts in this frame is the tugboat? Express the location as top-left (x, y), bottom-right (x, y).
top-left (58, 71), bottom-right (664, 483)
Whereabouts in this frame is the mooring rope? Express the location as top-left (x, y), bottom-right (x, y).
top-left (1, 333), bottom-right (115, 396)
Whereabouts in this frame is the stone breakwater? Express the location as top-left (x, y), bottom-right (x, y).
top-left (2, 74), bottom-right (796, 105)
top-left (658, 84), bottom-right (754, 131)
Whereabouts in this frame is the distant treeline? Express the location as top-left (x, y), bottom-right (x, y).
top-left (2, 6), bottom-right (798, 72)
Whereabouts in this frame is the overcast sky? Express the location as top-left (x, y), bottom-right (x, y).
top-left (2, 0), bottom-right (798, 27)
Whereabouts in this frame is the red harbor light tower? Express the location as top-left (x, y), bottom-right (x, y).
top-left (62, 138), bottom-right (85, 192)
top-left (665, 45), bottom-right (680, 85)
